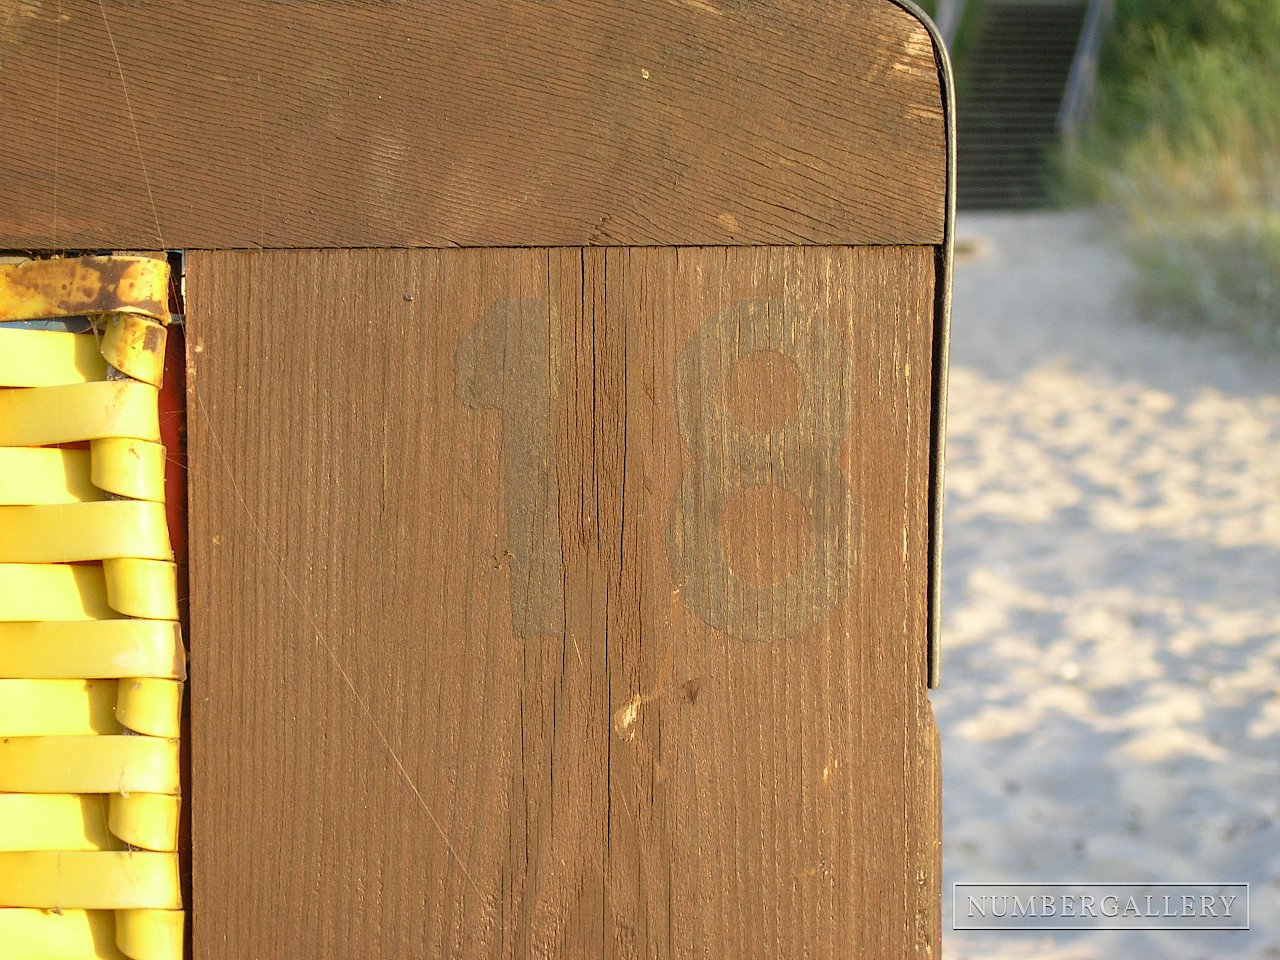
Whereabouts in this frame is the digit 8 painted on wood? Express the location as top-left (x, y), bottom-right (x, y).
top-left (670, 298), bottom-right (857, 641)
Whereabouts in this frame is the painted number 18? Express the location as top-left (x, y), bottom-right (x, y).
top-left (459, 296), bottom-right (855, 643)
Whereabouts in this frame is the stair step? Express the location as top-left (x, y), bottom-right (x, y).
top-left (955, 0), bottom-right (1087, 210)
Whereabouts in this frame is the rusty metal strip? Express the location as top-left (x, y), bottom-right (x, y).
top-left (0, 256), bottom-right (170, 323)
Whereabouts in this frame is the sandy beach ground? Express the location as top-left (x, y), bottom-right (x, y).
top-left (936, 211), bottom-right (1280, 959)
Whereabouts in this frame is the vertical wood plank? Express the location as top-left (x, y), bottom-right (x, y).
top-left (604, 247), bottom-right (938, 958)
top-left (188, 249), bottom-right (609, 960)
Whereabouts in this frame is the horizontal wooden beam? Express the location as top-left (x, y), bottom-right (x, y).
top-left (0, 0), bottom-right (946, 249)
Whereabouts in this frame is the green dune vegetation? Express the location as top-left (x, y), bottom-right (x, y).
top-left (1072, 0), bottom-right (1280, 350)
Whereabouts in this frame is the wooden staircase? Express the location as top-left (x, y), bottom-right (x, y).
top-left (957, 0), bottom-right (1089, 210)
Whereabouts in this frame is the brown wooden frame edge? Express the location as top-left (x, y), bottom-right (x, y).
top-left (892, 0), bottom-right (955, 689)
top-left (0, 0), bottom-right (946, 249)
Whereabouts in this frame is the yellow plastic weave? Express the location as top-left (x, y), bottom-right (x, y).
top-left (0, 256), bottom-right (185, 960)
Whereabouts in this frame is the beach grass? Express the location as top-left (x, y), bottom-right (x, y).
top-left (1070, 0), bottom-right (1280, 351)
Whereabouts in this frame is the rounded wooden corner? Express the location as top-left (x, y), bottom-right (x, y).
top-left (0, 0), bottom-right (950, 250)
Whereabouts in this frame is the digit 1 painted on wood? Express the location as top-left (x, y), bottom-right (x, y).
top-left (670, 298), bottom-right (857, 641)
top-left (456, 299), bottom-right (564, 637)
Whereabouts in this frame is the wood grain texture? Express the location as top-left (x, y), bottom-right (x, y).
top-left (188, 246), bottom-right (939, 959)
top-left (0, 0), bottom-right (945, 249)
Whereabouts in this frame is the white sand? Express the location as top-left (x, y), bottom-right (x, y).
top-left (936, 211), bottom-right (1280, 959)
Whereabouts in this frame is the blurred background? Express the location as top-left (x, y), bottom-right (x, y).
top-left (915, 1), bottom-right (1280, 957)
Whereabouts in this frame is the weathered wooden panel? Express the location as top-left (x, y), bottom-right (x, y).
top-left (187, 245), bottom-right (939, 959)
top-left (0, 1), bottom-right (945, 249)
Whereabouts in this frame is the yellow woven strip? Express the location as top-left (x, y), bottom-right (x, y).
top-left (99, 314), bottom-right (168, 388)
top-left (117, 909), bottom-right (184, 960)
top-left (0, 908), bottom-right (124, 960)
top-left (0, 679), bottom-right (122, 736)
top-left (0, 381), bottom-right (160, 447)
top-left (3, 261), bottom-right (183, 952)
top-left (91, 439), bottom-right (167, 502)
top-left (0, 329), bottom-right (108, 386)
top-left (103, 559), bottom-right (180, 621)
top-left (0, 446), bottom-right (102, 504)
top-left (0, 795), bottom-right (115, 852)
top-left (0, 851), bottom-right (181, 910)
top-left (115, 678), bottom-right (183, 738)
top-left (0, 256), bottom-right (170, 324)
top-left (0, 563), bottom-right (119, 621)
top-left (0, 502), bottom-right (171, 563)
top-left (0, 736), bottom-right (179, 794)
top-left (108, 795), bottom-right (180, 853)
top-left (0, 620), bottom-right (184, 679)
top-left (0, 722), bottom-right (183, 885)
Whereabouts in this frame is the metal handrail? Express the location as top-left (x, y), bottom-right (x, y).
top-left (1058, 0), bottom-right (1116, 137)
top-left (934, 0), bottom-right (967, 47)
